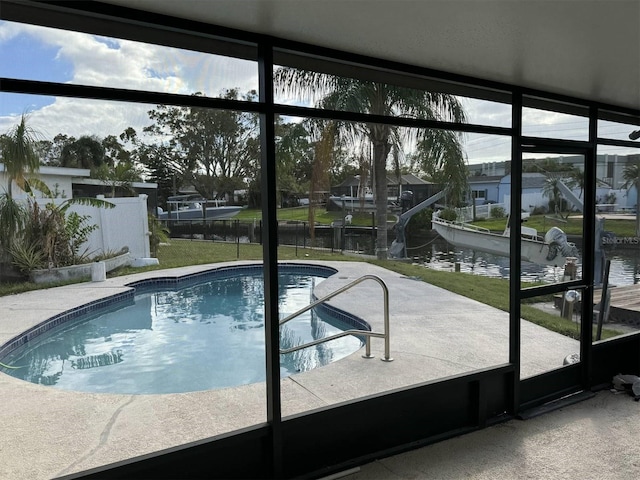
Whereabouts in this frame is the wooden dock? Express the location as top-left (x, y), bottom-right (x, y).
top-left (554, 284), bottom-right (640, 327)
top-left (608, 284), bottom-right (640, 326)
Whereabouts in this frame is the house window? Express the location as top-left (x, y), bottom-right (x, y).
top-left (472, 190), bottom-right (486, 199)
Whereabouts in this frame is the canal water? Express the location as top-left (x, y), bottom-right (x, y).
top-left (168, 221), bottom-right (639, 286)
top-left (403, 233), bottom-right (640, 286)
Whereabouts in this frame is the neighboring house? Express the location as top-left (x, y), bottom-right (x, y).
top-left (0, 163), bottom-right (90, 199)
top-left (386, 173), bottom-right (440, 205)
top-left (498, 173), bottom-right (548, 213)
top-left (0, 163), bottom-right (157, 260)
top-left (72, 178), bottom-right (159, 213)
top-left (468, 175), bottom-right (502, 205)
top-left (331, 173), bottom-right (440, 206)
top-left (597, 153), bottom-right (640, 190)
top-left (468, 161), bottom-right (508, 177)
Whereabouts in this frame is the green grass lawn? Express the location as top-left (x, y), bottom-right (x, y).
top-left (0, 239), bottom-right (622, 340)
top-left (472, 214), bottom-right (637, 237)
top-left (235, 206), bottom-right (391, 226)
top-left (371, 259), bottom-right (621, 340)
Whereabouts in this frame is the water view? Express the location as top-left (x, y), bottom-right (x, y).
top-left (406, 234), bottom-right (640, 286)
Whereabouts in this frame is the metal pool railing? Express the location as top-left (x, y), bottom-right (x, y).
top-left (278, 274), bottom-right (392, 362)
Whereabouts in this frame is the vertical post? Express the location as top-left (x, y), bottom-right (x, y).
top-left (371, 211), bottom-right (375, 246)
top-left (510, 92), bottom-right (523, 414)
top-left (581, 105), bottom-right (598, 388)
top-left (258, 40), bottom-right (282, 477)
top-left (341, 196), bottom-right (346, 251)
top-left (295, 222), bottom-right (298, 257)
top-left (236, 219), bottom-right (240, 259)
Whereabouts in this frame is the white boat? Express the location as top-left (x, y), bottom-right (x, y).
top-left (328, 194), bottom-right (399, 212)
top-left (157, 195), bottom-right (242, 221)
top-left (431, 213), bottom-right (579, 266)
top-left (329, 194), bottom-right (376, 211)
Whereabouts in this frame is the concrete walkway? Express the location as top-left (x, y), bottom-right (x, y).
top-left (0, 261), bottom-right (580, 479)
top-left (343, 389), bottom-right (640, 480)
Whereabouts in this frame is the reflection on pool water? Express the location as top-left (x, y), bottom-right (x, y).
top-left (0, 268), bottom-right (364, 394)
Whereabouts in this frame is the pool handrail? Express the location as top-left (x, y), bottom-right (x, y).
top-left (278, 274), bottom-right (392, 361)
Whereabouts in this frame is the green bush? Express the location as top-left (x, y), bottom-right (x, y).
top-left (409, 208), bottom-right (433, 230)
top-left (9, 241), bottom-right (46, 273)
top-left (439, 208), bottom-right (457, 221)
top-left (490, 206), bottom-right (506, 219)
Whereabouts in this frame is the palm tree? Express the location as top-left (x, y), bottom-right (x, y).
top-left (0, 114), bottom-right (43, 260)
top-left (1, 113), bottom-right (41, 198)
top-left (622, 161), bottom-right (640, 236)
top-left (93, 161), bottom-right (143, 197)
top-left (568, 167), bottom-right (585, 199)
top-left (275, 69), bottom-right (466, 259)
top-left (542, 173), bottom-right (565, 217)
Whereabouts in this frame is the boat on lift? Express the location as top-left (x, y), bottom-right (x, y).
top-left (157, 194), bottom-right (242, 221)
top-left (430, 212), bottom-right (578, 266)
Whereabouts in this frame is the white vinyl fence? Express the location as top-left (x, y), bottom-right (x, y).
top-left (45, 194), bottom-right (151, 260)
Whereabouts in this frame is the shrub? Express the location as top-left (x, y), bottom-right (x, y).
top-left (149, 214), bottom-right (170, 257)
top-left (439, 208), bottom-right (457, 221)
top-left (532, 205), bottom-right (547, 215)
top-left (405, 208), bottom-right (433, 234)
top-left (9, 241), bottom-right (46, 273)
top-left (490, 206), bottom-right (506, 219)
top-left (17, 199), bottom-right (100, 269)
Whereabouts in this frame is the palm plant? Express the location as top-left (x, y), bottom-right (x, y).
top-left (21, 196), bottom-right (115, 268)
top-left (542, 173), bottom-right (565, 217)
top-left (0, 113), bottom-right (43, 263)
top-left (93, 161), bottom-right (143, 197)
top-left (0, 113), bottom-right (41, 198)
top-left (621, 161), bottom-right (640, 236)
top-left (275, 68), bottom-right (466, 259)
top-left (568, 167), bottom-right (585, 199)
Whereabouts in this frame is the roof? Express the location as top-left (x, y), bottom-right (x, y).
top-left (501, 173), bottom-right (548, 190)
top-left (103, 0), bottom-right (640, 113)
top-left (468, 175), bottom-right (503, 184)
top-left (0, 164), bottom-right (91, 178)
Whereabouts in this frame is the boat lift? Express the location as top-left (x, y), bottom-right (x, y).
top-left (389, 190), bottom-right (445, 259)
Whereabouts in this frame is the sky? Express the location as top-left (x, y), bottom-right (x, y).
top-left (1, 20), bottom-right (637, 167)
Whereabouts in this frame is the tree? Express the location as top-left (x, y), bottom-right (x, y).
top-left (417, 128), bottom-right (468, 207)
top-left (0, 114), bottom-right (44, 260)
top-left (135, 142), bottom-right (176, 208)
top-left (144, 89), bottom-right (259, 201)
top-left (275, 119), bottom-right (314, 205)
top-left (59, 135), bottom-right (106, 171)
top-left (568, 167), bottom-right (585, 198)
top-left (93, 161), bottom-right (143, 197)
top-left (0, 113), bottom-right (42, 198)
top-left (275, 68), bottom-right (466, 259)
top-left (542, 173), bottom-right (566, 218)
top-left (622, 161), bottom-right (640, 236)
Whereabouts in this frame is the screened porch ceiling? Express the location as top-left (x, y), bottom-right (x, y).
top-left (102, 0), bottom-right (640, 115)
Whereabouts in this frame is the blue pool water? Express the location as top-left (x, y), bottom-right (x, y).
top-left (0, 266), bottom-right (364, 394)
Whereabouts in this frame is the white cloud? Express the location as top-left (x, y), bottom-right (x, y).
top-left (1, 21), bottom-right (259, 141)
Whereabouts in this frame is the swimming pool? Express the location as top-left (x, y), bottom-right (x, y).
top-left (0, 264), bottom-right (366, 394)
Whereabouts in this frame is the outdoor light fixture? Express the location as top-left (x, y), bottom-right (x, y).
top-left (630, 130), bottom-right (640, 140)
top-left (564, 289), bottom-right (581, 303)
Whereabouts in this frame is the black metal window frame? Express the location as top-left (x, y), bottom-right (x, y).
top-left (2, 1), bottom-right (640, 478)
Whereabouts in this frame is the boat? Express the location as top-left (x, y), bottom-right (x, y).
top-left (431, 212), bottom-right (579, 266)
top-left (328, 194), bottom-right (399, 212)
top-left (157, 194), bottom-right (242, 221)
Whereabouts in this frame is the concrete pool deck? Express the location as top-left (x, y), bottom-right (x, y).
top-left (0, 261), bottom-right (581, 479)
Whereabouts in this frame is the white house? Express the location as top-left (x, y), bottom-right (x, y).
top-left (0, 163), bottom-right (90, 198)
top-left (0, 163), bottom-right (154, 260)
